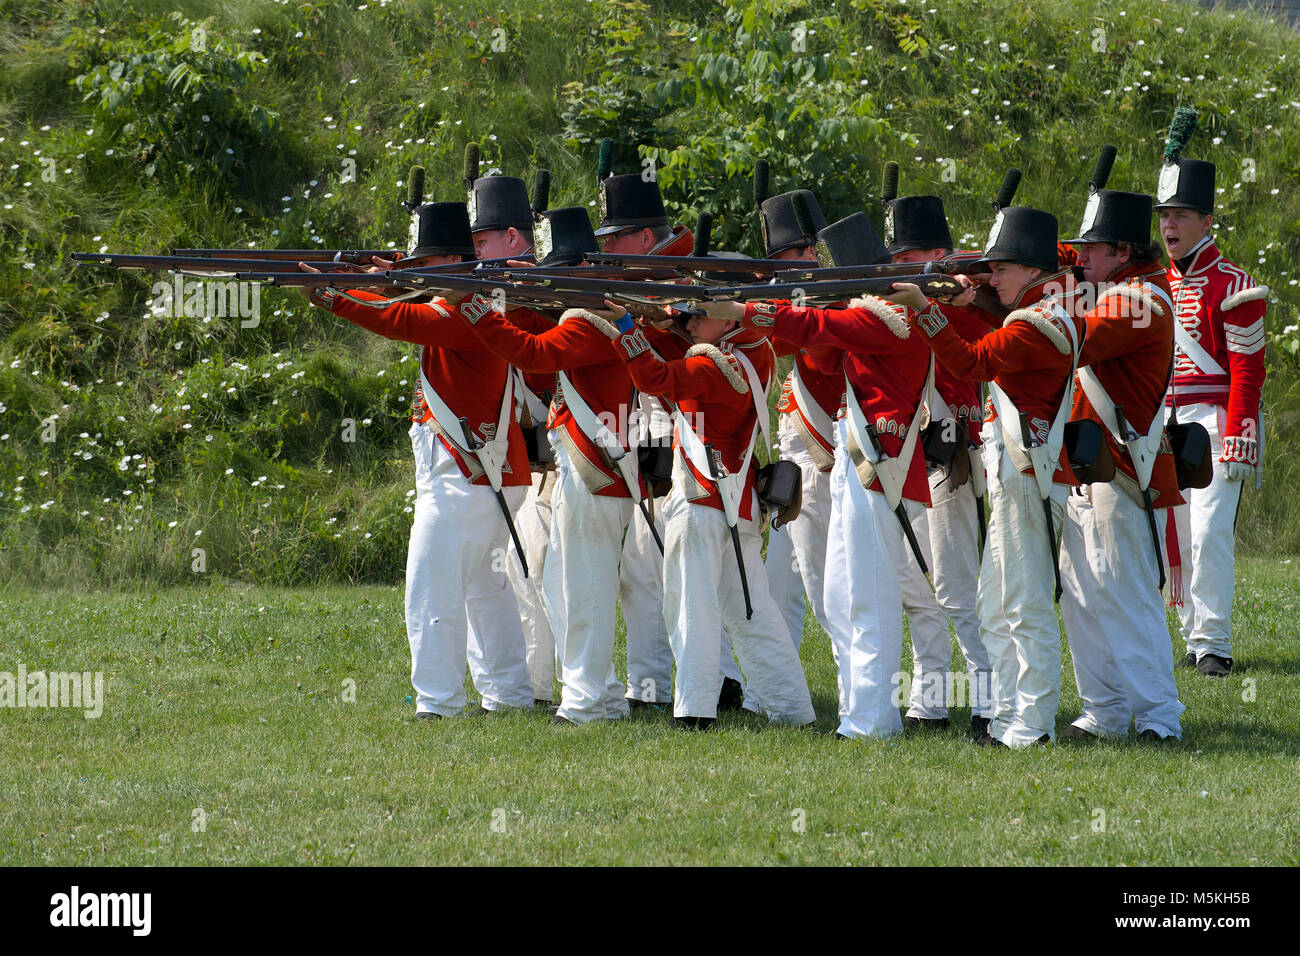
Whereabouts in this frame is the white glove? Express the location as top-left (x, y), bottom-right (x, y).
top-left (1222, 460), bottom-right (1254, 482)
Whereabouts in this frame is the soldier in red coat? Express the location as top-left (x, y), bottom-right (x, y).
top-left (903, 206), bottom-right (1085, 747)
top-left (882, 191), bottom-right (997, 738)
top-left (303, 184), bottom-right (540, 718)
top-left (754, 189), bottom-right (842, 656)
top-left (455, 207), bottom-right (653, 725)
top-left (596, 308), bottom-right (816, 730)
top-left (703, 268), bottom-right (936, 740)
top-left (1155, 132), bottom-right (1267, 677)
top-left (592, 164), bottom-right (709, 711)
top-left (1058, 184), bottom-right (1185, 741)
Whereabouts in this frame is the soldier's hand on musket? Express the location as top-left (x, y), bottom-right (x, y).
top-left (884, 282), bottom-right (928, 311)
top-left (600, 299), bottom-right (674, 330)
top-left (365, 255), bottom-right (397, 272)
top-left (950, 273), bottom-right (979, 308)
top-left (294, 261), bottom-right (320, 302)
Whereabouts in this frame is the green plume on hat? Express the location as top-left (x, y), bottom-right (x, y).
top-left (1164, 107), bottom-right (1198, 164)
top-left (597, 138), bottom-right (614, 180)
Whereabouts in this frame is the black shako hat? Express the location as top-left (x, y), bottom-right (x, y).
top-left (1066, 190), bottom-right (1154, 246)
top-left (814, 212), bottom-right (890, 268)
top-left (407, 201), bottom-right (474, 258)
top-left (595, 173), bottom-right (669, 237)
top-left (885, 195), bottom-right (954, 255)
top-left (468, 176), bottom-right (533, 233)
top-left (533, 206), bottom-right (598, 267)
top-left (972, 206), bottom-right (1059, 273)
top-left (1155, 158), bottom-right (1215, 215)
top-left (760, 190), bottom-right (827, 257)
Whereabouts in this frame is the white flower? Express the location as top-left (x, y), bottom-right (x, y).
top-left (117, 455), bottom-right (131, 471)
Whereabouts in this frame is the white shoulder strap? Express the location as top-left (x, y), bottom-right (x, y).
top-left (1076, 366), bottom-right (1164, 491)
top-left (730, 345), bottom-right (771, 455)
top-left (674, 350), bottom-right (762, 529)
top-left (557, 370), bottom-right (642, 504)
top-left (841, 355), bottom-right (933, 510)
top-left (418, 352), bottom-right (512, 493)
top-left (1172, 320), bottom-right (1228, 377)
top-left (513, 369), bottom-right (550, 424)
top-left (987, 304), bottom-right (1080, 500)
top-left (788, 362), bottom-right (837, 447)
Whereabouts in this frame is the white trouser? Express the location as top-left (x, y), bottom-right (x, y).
top-left (978, 425), bottom-right (1068, 748)
top-left (620, 491), bottom-right (674, 703)
top-left (622, 494), bottom-right (746, 703)
top-left (1061, 478), bottom-right (1184, 738)
top-left (1171, 402), bottom-right (1244, 660)
top-left (764, 418), bottom-right (834, 650)
top-left (822, 420), bottom-right (915, 739)
top-left (506, 471), bottom-right (557, 700)
top-left (543, 437), bottom-right (633, 723)
top-left (622, 403), bottom-right (676, 703)
top-left (660, 467), bottom-right (815, 724)
top-left (897, 501), bottom-right (957, 720)
top-left (406, 423), bottom-right (533, 715)
top-left (925, 455), bottom-right (994, 718)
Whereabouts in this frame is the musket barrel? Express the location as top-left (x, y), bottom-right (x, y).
top-left (174, 248), bottom-right (394, 262)
top-left (71, 253), bottom-right (369, 273)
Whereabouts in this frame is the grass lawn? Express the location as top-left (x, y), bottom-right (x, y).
top-left (1, 555), bottom-right (1297, 866)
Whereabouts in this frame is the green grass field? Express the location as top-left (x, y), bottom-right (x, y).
top-left (2, 555), bottom-right (1296, 866)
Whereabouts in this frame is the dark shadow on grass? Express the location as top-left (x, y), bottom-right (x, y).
top-left (1171, 716), bottom-right (1300, 757)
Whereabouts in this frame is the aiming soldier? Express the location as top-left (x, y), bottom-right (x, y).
top-left (1057, 155), bottom-right (1185, 740)
top-left (902, 204), bottom-right (1085, 748)
top-left (702, 218), bottom-right (937, 740)
top-left (454, 207), bottom-right (652, 725)
top-left (303, 176), bottom-right (543, 718)
top-left (753, 181), bottom-right (843, 654)
top-left (592, 153), bottom-right (698, 711)
top-left (880, 174), bottom-right (998, 737)
top-left (592, 305), bottom-right (815, 730)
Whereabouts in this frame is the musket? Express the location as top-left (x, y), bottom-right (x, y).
top-left (582, 252), bottom-right (793, 275)
top-left (235, 270), bottom-right (413, 288)
top-left (233, 267), bottom-right (603, 311)
top-left (71, 253), bottom-right (372, 274)
top-left (476, 264), bottom-right (683, 281)
top-left (394, 269), bottom-right (716, 312)
top-left (173, 248), bottom-right (398, 263)
top-left (769, 257), bottom-right (989, 283)
top-left (459, 271), bottom-right (715, 302)
top-left (705, 273), bottom-right (966, 303)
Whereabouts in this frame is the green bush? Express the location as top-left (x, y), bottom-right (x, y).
top-left (72, 12), bottom-right (281, 184)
